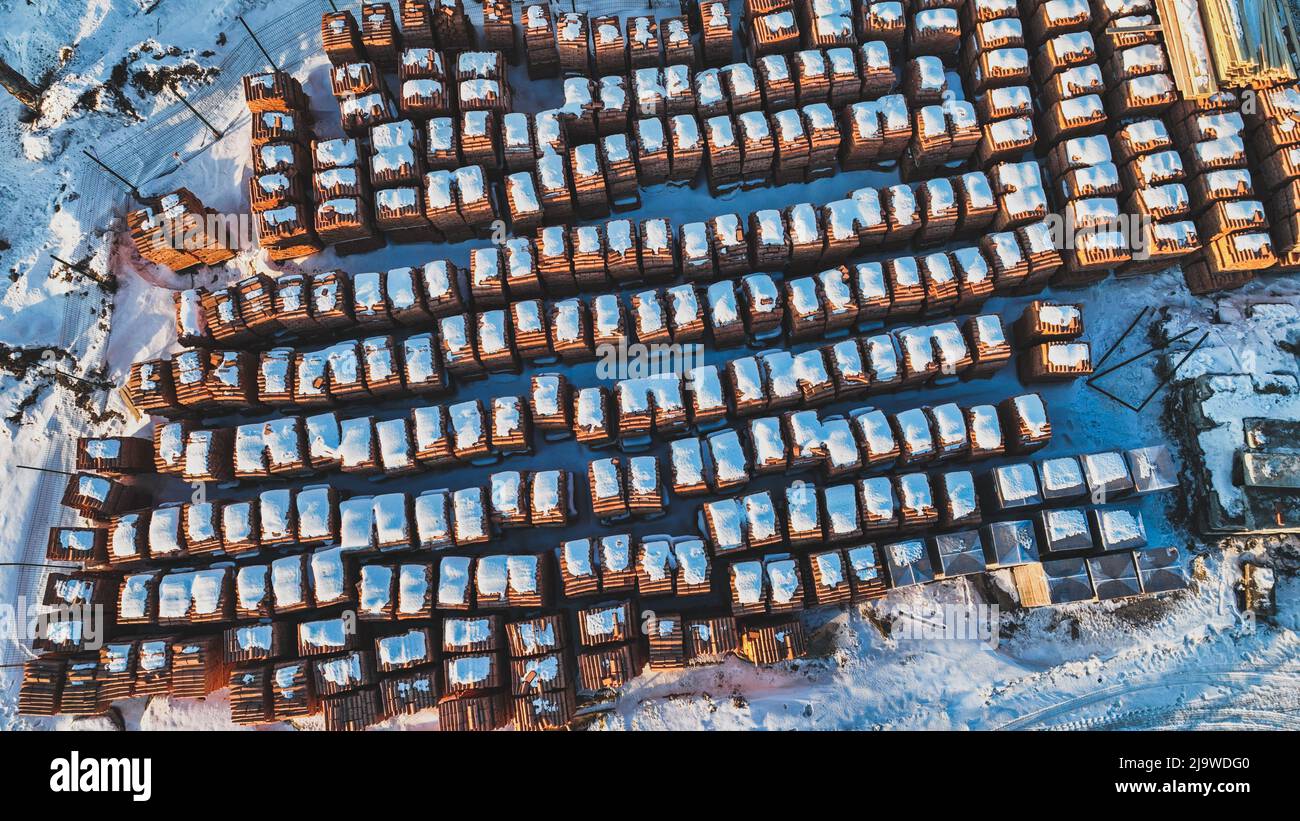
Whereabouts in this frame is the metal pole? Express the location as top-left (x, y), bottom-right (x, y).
top-left (50, 253), bottom-right (112, 291)
top-left (81, 149), bottom-right (139, 198)
top-left (239, 15), bottom-right (278, 72)
top-left (1086, 327), bottom-right (1199, 383)
top-left (1091, 306), bottom-right (1150, 371)
top-left (1085, 381), bottom-right (1141, 413)
top-left (44, 366), bottom-right (99, 389)
top-left (169, 84), bottom-right (223, 139)
top-left (17, 464), bottom-right (78, 478)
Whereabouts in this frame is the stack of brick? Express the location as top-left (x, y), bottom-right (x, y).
top-left (699, 1), bottom-right (735, 65)
top-left (397, 44), bottom-right (451, 120)
top-left (432, 0), bottom-right (475, 51)
top-left (245, 71), bottom-right (321, 261)
top-left (1093, 7), bottom-right (1199, 277)
top-left (1178, 91), bottom-right (1276, 293)
top-left (360, 3), bottom-right (402, 70)
top-left (312, 137), bottom-right (385, 254)
top-left (127, 188), bottom-right (237, 272)
top-left (481, 0), bottom-right (516, 58)
top-left (1250, 85), bottom-right (1300, 273)
top-left (964, 0), bottom-right (1036, 167)
top-left (370, 119), bottom-right (436, 242)
top-left (523, 2), bottom-right (559, 78)
top-left (506, 614), bottom-right (575, 730)
top-left (746, 1), bottom-right (801, 57)
top-left (331, 61), bottom-right (397, 136)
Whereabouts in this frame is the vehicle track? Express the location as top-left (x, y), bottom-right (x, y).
top-left (997, 668), bottom-right (1300, 730)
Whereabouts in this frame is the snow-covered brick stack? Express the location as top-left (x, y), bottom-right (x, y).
top-left (422, 164), bottom-right (495, 242)
top-left (793, 48), bottom-right (833, 104)
top-left (968, 5), bottom-right (1032, 160)
top-left (322, 9), bottom-right (365, 64)
top-left (480, 0), bottom-right (515, 56)
top-left (360, 2), bottom-right (401, 70)
top-left (662, 15), bottom-right (696, 66)
top-left (397, 46), bottom-right (450, 119)
top-left (803, 101), bottom-right (842, 178)
top-left (311, 136), bottom-right (385, 254)
top-left (45, 526), bottom-right (108, 570)
top-left (555, 10), bottom-right (589, 76)
top-left (243, 71), bottom-right (322, 261)
top-left (506, 614), bottom-right (574, 729)
top-left (430, 613), bottom-right (502, 726)
top-left (801, 0), bottom-right (856, 49)
top-left (963, 0), bottom-right (1031, 115)
top-left (902, 55), bottom-right (980, 175)
top-left (522, 2), bottom-right (558, 78)
top-left (1051, 135), bottom-right (1135, 282)
top-left (747, 1), bottom-right (801, 57)
top-left (838, 94), bottom-right (908, 170)
top-left (1168, 91), bottom-right (1276, 292)
top-left (559, 534), bottom-right (630, 597)
top-left (587, 456), bottom-right (630, 520)
top-left (989, 159), bottom-right (1048, 233)
top-left (729, 553), bottom-right (804, 615)
top-left (569, 142), bottom-right (610, 218)
top-left (860, 1), bottom-right (905, 52)
top-left (127, 188), bottom-right (237, 271)
top-left (1036, 32), bottom-right (1106, 145)
top-left (575, 600), bottom-right (643, 698)
top-left (60, 472), bottom-right (144, 520)
top-left (591, 14), bottom-right (626, 76)
top-left (76, 435), bottom-right (153, 475)
top-left (752, 54), bottom-right (793, 111)
top-left (1245, 85), bottom-right (1300, 272)
top-left (1102, 23), bottom-right (1177, 120)
top-left (331, 59), bottom-right (396, 135)
top-left (1012, 300), bottom-right (1084, 348)
top-left (997, 392), bottom-right (1054, 452)
top-left (1019, 338), bottom-right (1094, 382)
top-left (456, 49), bottom-right (510, 112)
top-left (398, 0), bottom-right (435, 47)
top-left (909, 2), bottom-right (962, 58)
top-left (369, 119), bottom-right (424, 190)
top-left (647, 611), bottom-right (687, 668)
top-left (699, 1), bottom-right (734, 64)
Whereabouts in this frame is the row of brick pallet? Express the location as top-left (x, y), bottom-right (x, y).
top-left (238, 85), bottom-right (991, 258)
top-left (48, 441), bottom-right (1183, 629)
top-left (60, 383), bottom-right (1055, 573)
top-left (164, 155), bottom-right (1049, 354)
top-left (109, 315), bottom-right (1089, 503)
top-left (331, 2), bottom-right (929, 78)
top-left (57, 408), bottom-right (1169, 635)
top-left (138, 247), bottom-right (1076, 423)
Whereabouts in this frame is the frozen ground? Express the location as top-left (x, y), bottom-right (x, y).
top-left (2, 0), bottom-right (1298, 730)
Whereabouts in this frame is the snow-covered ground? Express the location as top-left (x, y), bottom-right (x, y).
top-left (2, 0), bottom-right (1298, 731)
